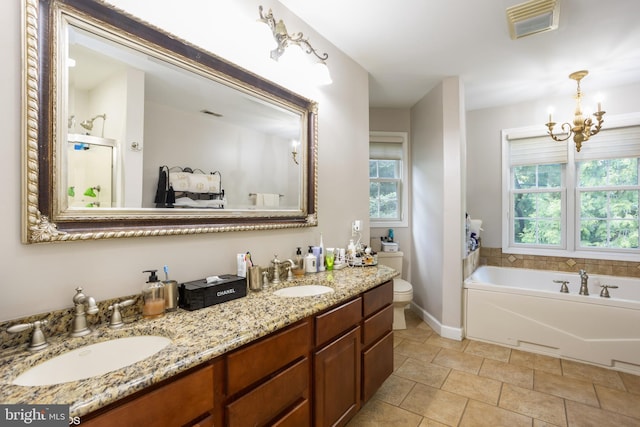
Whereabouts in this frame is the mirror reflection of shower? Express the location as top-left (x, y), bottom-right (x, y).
top-left (67, 137), bottom-right (114, 208)
top-left (80, 113), bottom-right (106, 137)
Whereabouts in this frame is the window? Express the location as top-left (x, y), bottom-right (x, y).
top-left (502, 116), bottom-right (640, 260)
top-left (369, 132), bottom-right (408, 227)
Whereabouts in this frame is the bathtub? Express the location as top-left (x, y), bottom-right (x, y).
top-left (464, 266), bottom-right (640, 374)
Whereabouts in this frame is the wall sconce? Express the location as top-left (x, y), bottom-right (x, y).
top-left (291, 140), bottom-right (299, 165)
top-left (257, 6), bottom-right (332, 85)
top-left (80, 113), bottom-right (107, 137)
top-left (546, 70), bottom-right (605, 152)
top-left (84, 185), bottom-right (101, 198)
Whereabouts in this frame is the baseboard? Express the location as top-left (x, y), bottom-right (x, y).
top-left (410, 302), bottom-right (464, 341)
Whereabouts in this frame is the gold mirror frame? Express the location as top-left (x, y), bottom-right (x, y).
top-left (22, 0), bottom-right (318, 243)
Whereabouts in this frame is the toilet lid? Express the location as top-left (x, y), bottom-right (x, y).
top-left (394, 278), bottom-right (412, 293)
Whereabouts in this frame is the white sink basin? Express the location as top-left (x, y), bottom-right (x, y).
top-left (273, 285), bottom-right (334, 298)
top-left (13, 335), bottom-right (171, 386)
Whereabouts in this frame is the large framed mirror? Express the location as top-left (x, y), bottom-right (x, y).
top-left (22, 0), bottom-right (318, 243)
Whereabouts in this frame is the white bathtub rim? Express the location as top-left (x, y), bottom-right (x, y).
top-left (465, 266), bottom-right (640, 310)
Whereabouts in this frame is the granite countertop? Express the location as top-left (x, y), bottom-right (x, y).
top-left (0, 265), bottom-right (397, 418)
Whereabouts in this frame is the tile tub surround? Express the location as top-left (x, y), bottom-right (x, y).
top-left (480, 246), bottom-right (640, 277)
top-left (0, 265), bottom-right (397, 418)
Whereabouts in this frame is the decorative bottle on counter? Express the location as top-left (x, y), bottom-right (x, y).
top-left (142, 269), bottom-right (165, 319)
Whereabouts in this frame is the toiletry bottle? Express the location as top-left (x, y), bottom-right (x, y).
top-left (163, 265), bottom-right (178, 312)
top-left (295, 247), bottom-right (304, 269)
top-left (142, 269), bottom-right (165, 319)
top-left (347, 239), bottom-right (356, 259)
top-left (304, 246), bottom-right (317, 274)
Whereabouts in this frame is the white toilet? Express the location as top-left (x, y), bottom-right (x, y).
top-left (377, 251), bottom-right (414, 330)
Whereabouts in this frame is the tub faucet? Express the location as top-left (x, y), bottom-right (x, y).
top-left (70, 287), bottom-right (99, 337)
top-left (578, 269), bottom-right (589, 296)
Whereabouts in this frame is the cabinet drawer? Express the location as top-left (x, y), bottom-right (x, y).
top-left (227, 319), bottom-right (311, 396)
top-left (363, 280), bottom-right (393, 318)
top-left (362, 331), bottom-right (394, 403)
top-left (315, 297), bottom-right (362, 347)
top-left (82, 365), bottom-right (214, 427)
top-left (226, 357), bottom-right (309, 427)
top-left (362, 304), bottom-right (393, 348)
top-left (272, 399), bottom-right (310, 427)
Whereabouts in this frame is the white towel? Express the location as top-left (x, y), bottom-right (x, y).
top-left (169, 172), bottom-right (190, 192)
top-left (255, 193), bottom-right (280, 207)
top-left (188, 174), bottom-right (220, 193)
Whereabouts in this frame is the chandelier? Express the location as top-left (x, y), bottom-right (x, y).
top-left (545, 70), bottom-right (605, 152)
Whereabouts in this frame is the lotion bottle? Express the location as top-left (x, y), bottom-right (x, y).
top-left (304, 246), bottom-right (317, 274)
top-left (142, 269), bottom-right (165, 319)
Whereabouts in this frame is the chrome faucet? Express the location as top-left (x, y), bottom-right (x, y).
top-left (578, 269), bottom-right (589, 296)
top-left (70, 287), bottom-right (99, 337)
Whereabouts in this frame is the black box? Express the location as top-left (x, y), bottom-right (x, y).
top-left (179, 274), bottom-right (247, 311)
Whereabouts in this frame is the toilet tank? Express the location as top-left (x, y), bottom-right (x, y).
top-left (377, 251), bottom-right (403, 275)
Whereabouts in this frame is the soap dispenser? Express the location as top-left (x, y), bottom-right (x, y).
top-left (142, 269), bottom-right (165, 319)
top-left (304, 246), bottom-right (317, 274)
top-left (294, 247), bottom-right (304, 269)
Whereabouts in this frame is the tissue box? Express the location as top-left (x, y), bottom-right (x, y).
top-left (179, 274), bottom-right (246, 311)
top-left (381, 242), bottom-right (398, 252)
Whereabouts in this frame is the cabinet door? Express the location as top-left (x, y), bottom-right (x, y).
top-left (362, 331), bottom-right (394, 403)
top-left (314, 327), bottom-right (361, 427)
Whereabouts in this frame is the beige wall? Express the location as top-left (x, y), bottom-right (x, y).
top-left (1, 0), bottom-right (370, 321)
top-left (409, 78), bottom-right (466, 339)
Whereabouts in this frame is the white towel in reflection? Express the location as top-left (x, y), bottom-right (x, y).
top-left (188, 173), bottom-right (220, 193)
top-left (255, 193), bottom-right (280, 207)
top-left (169, 172), bottom-right (190, 192)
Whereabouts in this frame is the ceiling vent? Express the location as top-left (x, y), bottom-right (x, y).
top-left (506, 0), bottom-right (559, 40)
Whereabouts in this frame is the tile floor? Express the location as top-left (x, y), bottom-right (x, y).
top-left (347, 310), bottom-right (640, 427)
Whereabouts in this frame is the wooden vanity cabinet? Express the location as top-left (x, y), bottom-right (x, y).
top-left (313, 297), bottom-right (362, 427)
top-left (79, 281), bottom-right (394, 427)
top-left (361, 280), bottom-right (394, 403)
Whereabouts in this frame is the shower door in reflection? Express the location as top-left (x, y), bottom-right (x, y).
top-left (67, 135), bottom-right (116, 208)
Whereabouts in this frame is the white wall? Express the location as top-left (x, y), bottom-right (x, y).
top-left (0, 0), bottom-right (369, 321)
top-left (467, 82), bottom-right (640, 248)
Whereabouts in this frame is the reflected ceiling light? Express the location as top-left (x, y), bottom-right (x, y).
top-left (546, 70), bottom-right (605, 152)
top-left (257, 5), bottom-right (332, 85)
top-left (506, 0), bottom-right (559, 40)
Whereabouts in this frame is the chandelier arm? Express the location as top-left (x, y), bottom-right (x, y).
top-left (294, 39), bottom-right (329, 61)
top-left (546, 122), bottom-right (572, 142)
top-left (258, 6), bottom-right (329, 62)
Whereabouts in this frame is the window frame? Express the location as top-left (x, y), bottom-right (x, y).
top-left (502, 113), bottom-right (640, 261)
top-left (369, 131), bottom-right (409, 228)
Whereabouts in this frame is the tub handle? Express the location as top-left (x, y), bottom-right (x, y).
top-left (599, 284), bottom-right (619, 298)
top-left (553, 280), bottom-right (570, 293)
